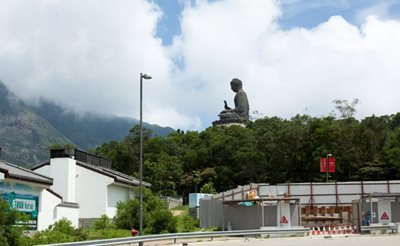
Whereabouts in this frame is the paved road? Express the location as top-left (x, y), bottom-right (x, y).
top-left (175, 235), bottom-right (400, 246)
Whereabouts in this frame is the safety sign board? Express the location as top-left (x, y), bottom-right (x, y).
top-left (281, 216), bottom-right (288, 224)
top-left (381, 212), bottom-right (390, 220)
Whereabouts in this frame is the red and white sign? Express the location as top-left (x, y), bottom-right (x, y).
top-left (320, 157), bottom-right (335, 173)
top-left (378, 200), bottom-right (392, 223)
top-left (381, 212), bottom-right (390, 220)
top-left (277, 202), bottom-right (291, 227)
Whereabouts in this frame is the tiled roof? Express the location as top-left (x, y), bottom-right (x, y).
top-left (30, 156), bottom-right (150, 188)
top-left (0, 160), bottom-right (53, 185)
top-left (76, 160), bottom-right (151, 187)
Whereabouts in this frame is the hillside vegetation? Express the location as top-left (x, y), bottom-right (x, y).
top-left (0, 81), bottom-right (173, 166)
top-left (0, 82), bottom-right (72, 165)
top-left (95, 100), bottom-right (400, 197)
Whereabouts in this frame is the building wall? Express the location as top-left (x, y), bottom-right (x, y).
top-left (34, 157), bottom-right (135, 223)
top-left (56, 206), bottom-right (80, 228)
top-left (37, 189), bottom-right (61, 230)
top-left (40, 158), bottom-right (76, 203)
top-left (75, 165), bottom-right (113, 218)
top-left (106, 184), bottom-right (130, 218)
top-left (33, 165), bottom-right (51, 178)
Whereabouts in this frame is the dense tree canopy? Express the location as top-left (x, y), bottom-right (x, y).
top-left (94, 109), bottom-right (400, 198)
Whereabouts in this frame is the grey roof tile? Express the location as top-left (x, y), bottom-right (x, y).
top-left (0, 160), bottom-right (53, 185)
top-left (75, 160), bottom-right (151, 187)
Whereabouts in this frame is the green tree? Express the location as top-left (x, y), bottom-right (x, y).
top-left (332, 99), bottom-right (360, 119)
top-left (114, 188), bottom-right (177, 234)
top-left (383, 127), bottom-right (400, 179)
top-left (0, 199), bottom-right (25, 246)
top-left (200, 181), bottom-right (217, 194)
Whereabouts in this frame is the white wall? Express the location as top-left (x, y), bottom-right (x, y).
top-left (33, 165), bottom-right (51, 178)
top-left (56, 206), bottom-right (80, 228)
top-left (50, 158), bottom-right (76, 203)
top-left (34, 157), bottom-right (135, 222)
top-left (37, 189), bottom-right (61, 231)
top-left (106, 184), bottom-right (130, 218)
top-left (0, 172), bottom-right (4, 180)
top-left (76, 165), bottom-right (113, 218)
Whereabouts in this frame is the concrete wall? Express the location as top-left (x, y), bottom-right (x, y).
top-left (56, 206), bottom-right (80, 228)
top-left (37, 189), bottom-right (61, 230)
top-left (35, 158), bottom-right (134, 222)
top-left (163, 196), bottom-right (183, 209)
top-left (106, 184), bottom-right (130, 218)
top-left (75, 165), bottom-right (113, 218)
top-left (50, 158), bottom-right (77, 203)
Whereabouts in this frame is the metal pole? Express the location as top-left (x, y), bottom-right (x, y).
top-left (326, 154), bottom-right (329, 182)
top-left (326, 153), bottom-right (332, 182)
top-left (139, 73), bottom-right (144, 244)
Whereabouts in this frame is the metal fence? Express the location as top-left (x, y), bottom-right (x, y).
top-left (43, 227), bottom-right (310, 246)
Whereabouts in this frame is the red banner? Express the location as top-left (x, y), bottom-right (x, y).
top-left (320, 157), bottom-right (335, 173)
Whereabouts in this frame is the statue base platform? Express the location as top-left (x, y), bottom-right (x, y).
top-left (212, 118), bottom-right (248, 127)
top-left (212, 110), bottom-right (249, 127)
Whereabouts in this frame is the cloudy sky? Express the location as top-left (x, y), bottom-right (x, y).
top-left (1, 0), bottom-right (400, 130)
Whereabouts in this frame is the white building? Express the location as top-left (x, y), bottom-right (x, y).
top-left (31, 149), bottom-right (150, 228)
top-left (0, 159), bottom-right (57, 231)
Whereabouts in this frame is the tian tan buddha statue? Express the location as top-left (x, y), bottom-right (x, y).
top-left (213, 78), bottom-right (250, 126)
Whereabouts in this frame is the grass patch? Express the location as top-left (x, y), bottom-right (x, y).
top-left (86, 228), bottom-right (131, 240)
top-left (172, 205), bottom-right (200, 232)
top-left (172, 205), bottom-right (189, 212)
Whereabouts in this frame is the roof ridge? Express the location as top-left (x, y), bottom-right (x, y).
top-left (1, 160), bottom-right (53, 181)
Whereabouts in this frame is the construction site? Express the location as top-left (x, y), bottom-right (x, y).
top-left (199, 180), bottom-right (400, 234)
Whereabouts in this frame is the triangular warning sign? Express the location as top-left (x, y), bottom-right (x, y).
top-left (381, 212), bottom-right (389, 220)
top-left (281, 216), bottom-right (288, 224)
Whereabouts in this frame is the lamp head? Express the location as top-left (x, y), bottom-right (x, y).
top-left (141, 73), bottom-right (152, 79)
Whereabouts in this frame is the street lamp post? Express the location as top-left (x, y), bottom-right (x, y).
top-left (139, 73), bottom-right (151, 241)
top-left (326, 153), bottom-right (332, 182)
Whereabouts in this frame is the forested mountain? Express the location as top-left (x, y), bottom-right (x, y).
top-left (0, 81), bottom-right (174, 166)
top-left (94, 106), bottom-right (400, 198)
top-left (0, 82), bottom-right (72, 166)
top-left (30, 100), bottom-right (174, 149)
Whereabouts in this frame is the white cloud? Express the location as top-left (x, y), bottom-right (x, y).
top-left (355, 1), bottom-right (395, 24)
top-left (145, 106), bottom-right (201, 130)
top-left (172, 0), bottom-right (400, 122)
top-left (0, 0), bottom-right (173, 117)
top-left (1, 0), bottom-right (400, 130)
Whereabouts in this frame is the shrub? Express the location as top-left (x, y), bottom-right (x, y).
top-left (115, 188), bottom-right (177, 234)
top-left (93, 215), bottom-right (114, 230)
top-left (148, 210), bottom-right (177, 234)
top-left (179, 214), bottom-right (199, 232)
top-left (0, 198), bottom-right (26, 246)
top-left (28, 218), bottom-right (87, 245)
